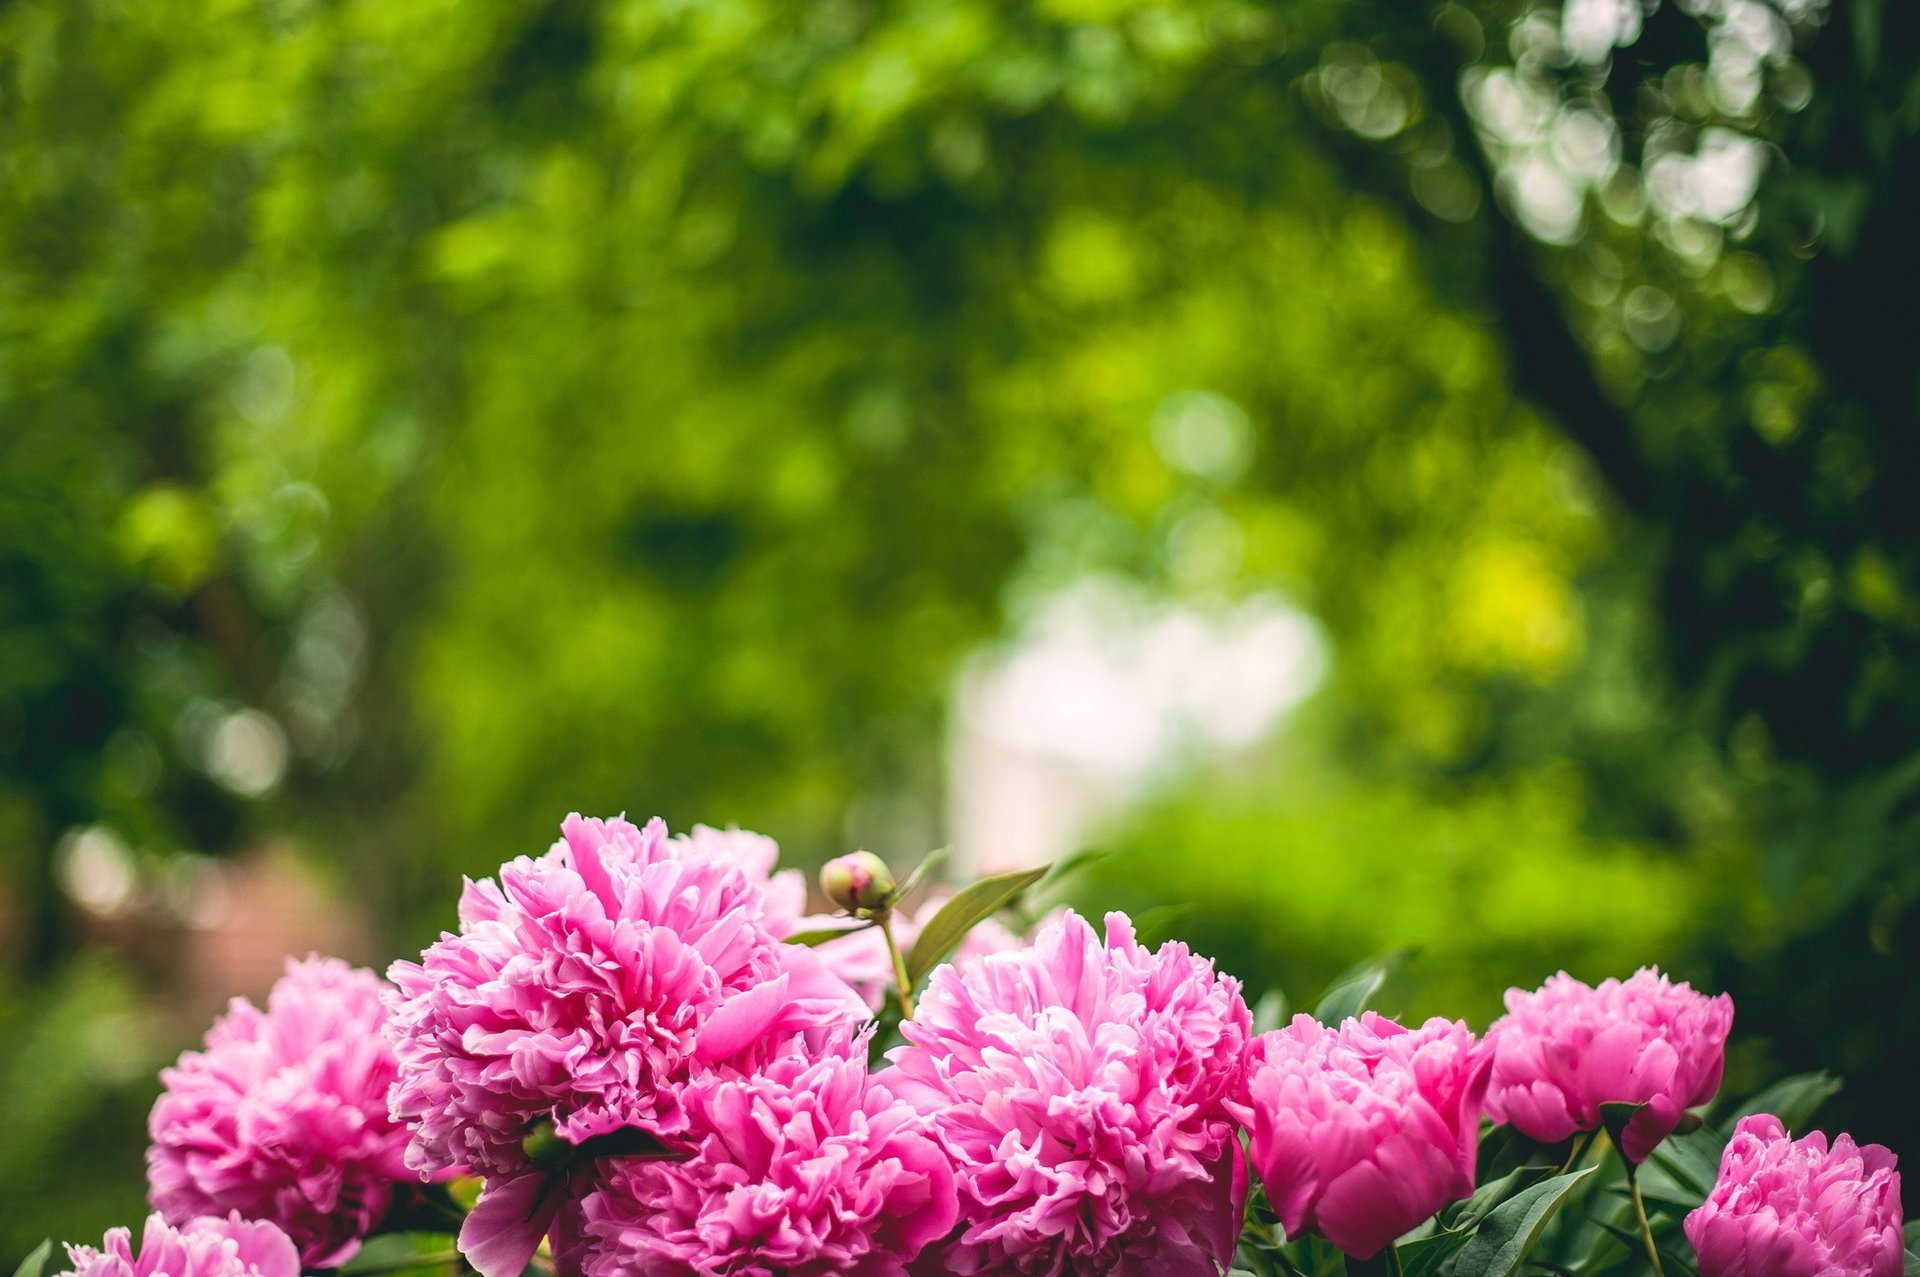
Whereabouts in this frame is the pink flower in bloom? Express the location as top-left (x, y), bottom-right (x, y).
top-left (1232, 1013), bottom-right (1492, 1259)
top-left (881, 910), bottom-right (1252, 1276)
top-left (385, 813), bottom-right (867, 1277)
top-left (1486, 968), bottom-right (1733, 1162)
top-left (55, 1215), bottom-right (299, 1277)
top-left (577, 1033), bottom-right (957, 1277)
top-left (673, 824), bottom-right (807, 936)
top-left (810, 896), bottom-right (1038, 1011)
top-left (146, 956), bottom-right (418, 1267)
top-left (1685, 1115), bottom-right (1903, 1277)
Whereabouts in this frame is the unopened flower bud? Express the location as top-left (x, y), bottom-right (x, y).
top-left (820, 851), bottom-right (895, 915)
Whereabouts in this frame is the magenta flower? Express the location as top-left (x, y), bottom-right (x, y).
top-left (881, 910), bottom-right (1252, 1276)
top-left (1685, 1115), bottom-right (1903, 1277)
top-left (55, 1216), bottom-right (298, 1277)
top-left (385, 813), bottom-right (866, 1277)
top-left (1232, 1012), bottom-right (1491, 1259)
top-left (577, 1033), bottom-right (957, 1277)
top-left (1486, 968), bottom-right (1732, 1162)
top-left (146, 956), bottom-right (418, 1267)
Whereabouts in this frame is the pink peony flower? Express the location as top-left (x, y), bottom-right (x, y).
top-left (385, 813), bottom-right (867, 1277)
top-left (577, 1032), bottom-right (957, 1277)
top-left (55, 1215), bottom-right (299, 1277)
top-left (673, 824), bottom-right (807, 936)
top-left (1486, 968), bottom-right (1733, 1162)
top-left (1685, 1114), bottom-right (1903, 1277)
top-left (881, 910), bottom-right (1252, 1276)
top-left (1232, 1012), bottom-right (1491, 1259)
top-left (147, 956), bottom-right (419, 1267)
top-left (809, 896), bottom-right (1037, 1011)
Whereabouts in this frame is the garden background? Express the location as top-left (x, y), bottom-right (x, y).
top-left (2, 0), bottom-right (1915, 1258)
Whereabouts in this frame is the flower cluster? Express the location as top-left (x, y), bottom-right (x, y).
top-left (90, 808), bottom-right (1902, 1277)
top-left (384, 813), bottom-right (867, 1276)
top-left (146, 957), bottom-right (422, 1267)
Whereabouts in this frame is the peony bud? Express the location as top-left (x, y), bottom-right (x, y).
top-left (820, 851), bottom-right (895, 914)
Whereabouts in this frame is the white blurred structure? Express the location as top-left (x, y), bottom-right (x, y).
top-left (947, 579), bottom-right (1327, 874)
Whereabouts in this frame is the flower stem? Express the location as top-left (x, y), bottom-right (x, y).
top-left (880, 911), bottom-right (915, 1019)
top-left (1628, 1170), bottom-right (1667, 1277)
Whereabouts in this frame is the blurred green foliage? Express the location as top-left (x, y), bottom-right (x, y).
top-left (3, 0), bottom-right (1916, 1257)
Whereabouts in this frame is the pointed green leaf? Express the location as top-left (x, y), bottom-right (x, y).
top-left (784, 924), bottom-right (871, 947)
top-left (1600, 1100), bottom-right (1648, 1157)
top-left (1730, 1072), bottom-right (1842, 1131)
top-left (12, 1242), bottom-right (52, 1277)
top-left (1038, 846), bottom-right (1111, 888)
top-left (1312, 950), bottom-right (1409, 1025)
top-left (1452, 1166), bottom-right (1596, 1277)
top-left (906, 864), bottom-right (1050, 984)
top-left (1396, 1225), bottom-right (1473, 1277)
top-left (893, 848), bottom-right (950, 902)
top-left (1253, 987), bottom-right (1291, 1034)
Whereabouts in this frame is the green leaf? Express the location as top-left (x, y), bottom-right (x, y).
top-left (784, 924), bottom-right (870, 947)
top-left (1253, 986), bottom-right (1291, 1034)
top-left (1600, 1100), bottom-right (1648, 1156)
top-left (906, 864), bottom-right (1050, 984)
top-left (1312, 950), bottom-right (1409, 1025)
top-left (11, 1241), bottom-right (52, 1277)
top-left (1038, 845), bottom-right (1110, 888)
top-left (1452, 1166), bottom-right (1596, 1277)
top-left (893, 847), bottom-right (950, 902)
top-left (1644, 1126), bottom-right (1727, 1203)
top-left (1730, 1071), bottom-right (1842, 1131)
top-left (1396, 1225), bottom-right (1473, 1277)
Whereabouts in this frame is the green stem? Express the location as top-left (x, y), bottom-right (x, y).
top-left (880, 911), bottom-right (915, 1019)
top-left (1628, 1171), bottom-right (1667, 1277)
top-left (343, 1251), bottom-right (464, 1276)
top-left (1386, 1244), bottom-right (1406, 1277)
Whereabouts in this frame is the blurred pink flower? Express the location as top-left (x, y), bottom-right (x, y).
top-left (1685, 1114), bottom-right (1902, 1277)
top-left (1231, 1012), bottom-right (1491, 1259)
top-left (1486, 967), bottom-right (1732, 1162)
top-left (881, 910), bottom-right (1251, 1276)
top-left (56, 1215), bottom-right (298, 1277)
top-left (578, 1032), bottom-right (956, 1277)
top-left (146, 956), bottom-right (417, 1267)
top-left (385, 813), bottom-right (866, 1277)
top-left (809, 896), bottom-right (1037, 1011)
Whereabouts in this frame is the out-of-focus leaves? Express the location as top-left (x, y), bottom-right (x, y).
top-left (1312, 950), bottom-right (1409, 1025)
top-left (1729, 1072), bottom-right (1842, 1131)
